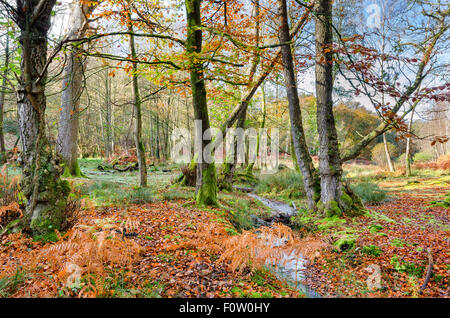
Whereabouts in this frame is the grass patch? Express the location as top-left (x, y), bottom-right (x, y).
top-left (256, 170), bottom-right (305, 200)
top-left (79, 181), bottom-right (154, 205)
top-left (0, 269), bottom-right (30, 297)
top-left (126, 187), bottom-right (155, 204)
top-left (315, 216), bottom-right (347, 231)
top-left (161, 188), bottom-right (193, 201)
top-left (350, 182), bottom-right (387, 205)
top-left (227, 198), bottom-right (254, 232)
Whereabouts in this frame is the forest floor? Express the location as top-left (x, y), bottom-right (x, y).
top-left (0, 159), bottom-right (448, 298)
top-left (304, 176), bottom-right (449, 298)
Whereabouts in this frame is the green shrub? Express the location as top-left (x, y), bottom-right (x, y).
top-left (350, 182), bottom-right (387, 205)
top-left (413, 151), bottom-right (432, 163)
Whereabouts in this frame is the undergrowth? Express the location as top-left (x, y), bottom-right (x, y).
top-left (350, 182), bottom-right (387, 205)
top-left (256, 170), bottom-right (305, 200)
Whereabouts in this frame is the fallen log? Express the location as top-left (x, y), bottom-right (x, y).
top-left (113, 162), bottom-right (138, 172)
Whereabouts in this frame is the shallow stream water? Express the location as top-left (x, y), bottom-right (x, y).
top-left (245, 192), bottom-right (321, 298)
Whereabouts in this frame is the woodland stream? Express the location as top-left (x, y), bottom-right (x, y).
top-left (235, 187), bottom-right (321, 298)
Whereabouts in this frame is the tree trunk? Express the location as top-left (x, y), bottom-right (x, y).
top-left (278, 0), bottom-right (320, 209)
top-left (247, 82), bottom-right (266, 173)
top-left (186, 0), bottom-right (217, 206)
top-left (0, 27), bottom-right (9, 161)
top-left (383, 132), bottom-right (395, 172)
top-left (220, 105), bottom-right (246, 191)
top-left (314, 0), bottom-right (362, 216)
top-left (105, 69), bottom-right (113, 158)
top-left (56, 0), bottom-right (97, 177)
top-left (16, 0), bottom-right (69, 234)
top-left (289, 132), bottom-right (300, 172)
top-left (221, 0), bottom-right (260, 186)
top-left (155, 111), bottom-right (160, 160)
top-left (405, 110), bottom-right (414, 177)
top-left (128, 16), bottom-right (147, 187)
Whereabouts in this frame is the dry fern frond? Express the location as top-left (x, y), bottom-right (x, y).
top-left (218, 223), bottom-right (329, 275)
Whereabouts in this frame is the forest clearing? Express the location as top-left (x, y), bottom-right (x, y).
top-left (0, 0), bottom-right (448, 303)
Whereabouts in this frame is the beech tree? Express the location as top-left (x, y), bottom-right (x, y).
top-left (0, 0), bottom-right (70, 234)
top-left (278, 0), bottom-right (319, 209)
top-left (0, 24), bottom-right (10, 162)
top-left (127, 6), bottom-right (147, 187)
top-left (185, 0), bottom-right (217, 205)
top-left (57, 0), bottom-right (99, 177)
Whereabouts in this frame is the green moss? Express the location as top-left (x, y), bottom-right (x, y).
top-left (196, 163), bottom-right (218, 206)
top-left (333, 235), bottom-right (356, 251)
top-left (325, 200), bottom-right (342, 217)
top-left (390, 238), bottom-right (409, 247)
top-left (390, 255), bottom-right (425, 278)
top-left (2, 219), bottom-right (25, 234)
top-left (315, 215), bottom-right (346, 231)
top-left (361, 245), bottom-right (382, 257)
top-left (32, 231), bottom-right (60, 243)
top-left (62, 161), bottom-right (87, 178)
top-left (369, 224), bottom-right (384, 233)
top-left (339, 191), bottom-right (352, 208)
top-left (291, 214), bottom-right (315, 230)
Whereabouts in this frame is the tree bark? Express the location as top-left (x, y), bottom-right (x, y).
top-left (383, 132), bottom-right (395, 172)
top-left (220, 109), bottom-right (246, 191)
top-left (57, 0), bottom-right (98, 177)
top-left (278, 0), bottom-right (319, 209)
top-left (247, 82), bottom-right (266, 173)
top-left (128, 13), bottom-right (147, 187)
top-left (0, 27), bottom-right (9, 161)
top-left (185, 0), bottom-right (217, 206)
top-left (314, 0), bottom-right (362, 216)
top-left (405, 110), bottom-right (414, 177)
top-left (105, 69), bottom-right (113, 158)
top-left (16, 0), bottom-right (70, 234)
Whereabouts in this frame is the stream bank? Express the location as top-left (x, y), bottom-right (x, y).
top-left (234, 186), bottom-right (321, 298)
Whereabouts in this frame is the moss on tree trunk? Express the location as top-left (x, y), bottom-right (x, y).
top-left (15, 0), bottom-right (69, 235)
top-left (186, 0), bottom-right (217, 206)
